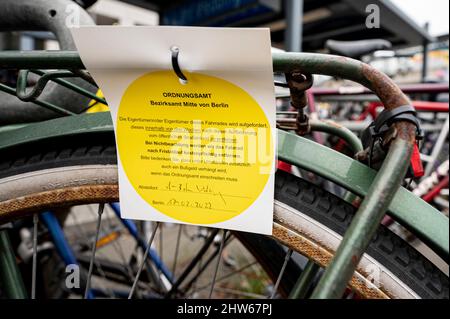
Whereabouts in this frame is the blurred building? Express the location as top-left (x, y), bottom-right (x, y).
top-left (1, 0), bottom-right (447, 83)
top-left (114, 0), bottom-right (433, 52)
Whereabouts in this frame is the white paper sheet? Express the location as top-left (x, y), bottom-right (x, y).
top-left (71, 26), bottom-right (276, 235)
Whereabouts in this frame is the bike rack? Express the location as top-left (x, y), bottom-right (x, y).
top-left (0, 50), bottom-right (436, 298)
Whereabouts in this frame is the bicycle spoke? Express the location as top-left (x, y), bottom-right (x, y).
top-left (208, 229), bottom-right (228, 299)
top-left (128, 222), bottom-right (160, 299)
top-left (289, 259), bottom-right (320, 299)
top-left (84, 203), bottom-right (105, 299)
top-left (165, 228), bottom-right (219, 298)
top-left (71, 210), bottom-right (117, 297)
top-left (156, 223), bottom-right (165, 289)
top-left (270, 248), bottom-right (293, 299)
top-left (171, 224), bottom-right (183, 276)
top-left (104, 211), bottom-right (136, 281)
top-left (159, 223), bottom-right (163, 263)
top-left (182, 233), bottom-right (233, 294)
top-left (189, 260), bottom-right (258, 295)
top-left (92, 259), bottom-right (116, 298)
top-left (190, 256), bottom-right (202, 299)
top-left (31, 213), bottom-right (38, 299)
top-left (86, 206), bottom-right (122, 297)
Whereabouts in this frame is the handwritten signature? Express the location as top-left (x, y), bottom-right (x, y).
top-left (164, 181), bottom-right (231, 204)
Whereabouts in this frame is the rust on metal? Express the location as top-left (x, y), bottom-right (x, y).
top-left (286, 71), bottom-right (313, 135)
top-left (353, 63), bottom-right (417, 164)
top-left (0, 184), bottom-right (119, 224)
top-left (360, 63), bottom-right (417, 145)
top-left (351, 255), bottom-right (359, 266)
top-left (361, 64), bottom-right (410, 111)
top-left (272, 224), bottom-right (390, 299)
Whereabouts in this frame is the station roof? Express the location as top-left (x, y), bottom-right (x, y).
top-left (119, 0), bottom-right (435, 51)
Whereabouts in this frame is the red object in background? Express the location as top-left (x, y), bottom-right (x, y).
top-left (310, 83), bottom-right (449, 97)
top-left (409, 101), bottom-right (449, 113)
top-left (422, 175), bottom-right (449, 203)
top-left (333, 138), bottom-right (346, 153)
top-left (382, 215), bottom-right (394, 227)
top-left (366, 102), bottom-right (381, 119)
top-left (277, 161), bottom-right (292, 173)
top-left (366, 102), bottom-right (426, 179)
top-left (366, 101), bottom-right (449, 119)
top-left (410, 144), bottom-right (424, 178)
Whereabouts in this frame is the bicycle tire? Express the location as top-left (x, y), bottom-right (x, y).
top-left (0, 136), bottom-right (447, 299)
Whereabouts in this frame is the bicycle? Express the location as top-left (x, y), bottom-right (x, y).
top-left (0, 0), bottom-right (448, 299)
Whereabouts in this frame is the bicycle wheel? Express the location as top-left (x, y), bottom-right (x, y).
top-left (0, 134), bottom-right (448, 299)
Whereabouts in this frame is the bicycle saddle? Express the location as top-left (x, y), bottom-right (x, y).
top-left (325, 39), bottom-right (392, 59)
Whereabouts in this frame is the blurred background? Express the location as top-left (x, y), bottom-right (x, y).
top-left (0, 0), bottom-right (448, 299)
top-left (1, 0), bottom-right (448, 84)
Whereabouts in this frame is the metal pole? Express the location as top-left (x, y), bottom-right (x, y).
top-left (311, 135), bottom-right (414, 298)
top-left (289, 260), bottom-right (320, 299)
top-left (421, 22), bottom-right (430, 83)
top-left (273, 52), bottom-right (417, 298)
top-left (0, 228), bottom-right (28, 299)
top-left (310, 120), bottom-right (363, 154)
top-left (285, 0), bottom-right (304, 52)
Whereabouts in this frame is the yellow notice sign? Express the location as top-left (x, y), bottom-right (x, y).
top-left (71, 26), bottom-right (276, 234)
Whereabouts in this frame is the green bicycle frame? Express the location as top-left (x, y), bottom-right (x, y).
top-left (0, 111), bottom-right (447, 260)
top-left (0, 51), bottom-right (448, 298)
